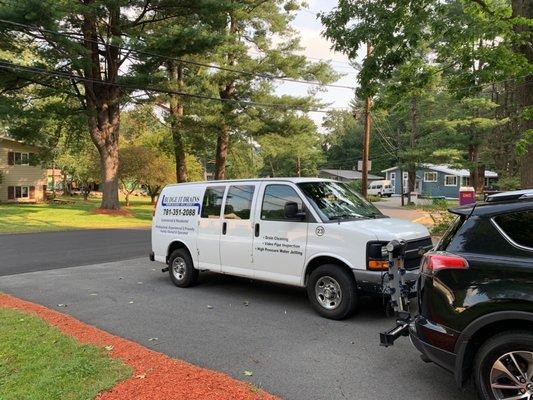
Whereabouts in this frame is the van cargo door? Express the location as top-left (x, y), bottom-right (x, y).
top-left (197, 186), bottom-right (226, 272)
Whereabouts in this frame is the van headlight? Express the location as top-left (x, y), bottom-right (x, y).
top-left (366, 242), bottom-right (389, 271)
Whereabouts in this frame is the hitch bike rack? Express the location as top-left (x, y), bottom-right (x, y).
top-left (379, 240), bottom-right (414, 347)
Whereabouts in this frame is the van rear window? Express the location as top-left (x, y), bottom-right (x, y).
top-left (201, 187), bottom-right (225, 218)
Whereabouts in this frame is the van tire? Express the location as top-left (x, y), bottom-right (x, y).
top-left (168, 248), bottom-right (198, 288)
top-left (307, 264), bottom-right (357, 320)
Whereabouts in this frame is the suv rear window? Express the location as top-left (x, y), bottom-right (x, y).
top-left (435, 215), bottom-right (464, 251)
top-left (493, 210), bottom-right (533, 249)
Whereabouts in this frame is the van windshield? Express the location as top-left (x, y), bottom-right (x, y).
top-left (298, 181), bottom-right (384, 222)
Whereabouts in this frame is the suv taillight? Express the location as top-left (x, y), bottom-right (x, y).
top-left (421, 252), bottom-right (468, 274)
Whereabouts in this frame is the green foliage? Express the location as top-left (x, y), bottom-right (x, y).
top-left (496, 175), bottom-right (521, 191)
top-left (0, 308), bottom-right (131, 399)
top-left (430, 212), bottom-right (457, 236)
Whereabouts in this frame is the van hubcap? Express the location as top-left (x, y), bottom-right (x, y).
top-left (171, 257), bottom-right (186, 281)
top-left (315, 276), bottom-right (342, 310)
top-left (490, 351), bottom-right (533, 400)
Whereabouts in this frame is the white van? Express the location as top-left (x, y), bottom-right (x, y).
top-left (368, 180), bottom-right (394, 197)
top-left (150, 178), bottom-right (431, 319)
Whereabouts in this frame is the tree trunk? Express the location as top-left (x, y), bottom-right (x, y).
top-left (468, 145), bottom-right (485, 194)
top-left (512, 0), bottom-right (533, 188)
top-left (215, 14), bottom-right (237, 180)
top-left (82, 7), bottom-right (121, 209)
top-left (296, 156), bottom-right (301, 177)
top-left (168, 62), bottom-right (187, 183)
top-left (95, 136), bottom-right (120, 209)
top-left (215, 121), bottom-right (230, 180)
top-left (125, 191), bottom-right (130, 207)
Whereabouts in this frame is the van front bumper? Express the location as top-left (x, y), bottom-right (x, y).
top-left (352, 268), bottom-right (420, 295)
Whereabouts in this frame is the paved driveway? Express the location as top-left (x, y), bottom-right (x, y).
top-left (0, 258), bottom-right (476, 400)
top-left (0, 229), bottom-right (150, 276)
top-left (375, 197), bottom-right (432, 226)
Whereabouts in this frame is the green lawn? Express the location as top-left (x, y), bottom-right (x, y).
top-left (0, 195), bottom-right (153, 234)
top-left (0, 307), bottom-right (131, 400)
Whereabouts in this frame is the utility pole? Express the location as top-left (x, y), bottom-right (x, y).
top-left (397, 128), bottom-right (404, 207)
top-left (361, 42), bottom-right (372, 198)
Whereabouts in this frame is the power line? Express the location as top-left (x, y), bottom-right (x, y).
top-left (0, 60), bottom-right (343, 114)
top-left (0, 18), bottom-right (357, 90)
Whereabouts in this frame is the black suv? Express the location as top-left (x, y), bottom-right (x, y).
top-left (410, 190), bottom-right (533, 400)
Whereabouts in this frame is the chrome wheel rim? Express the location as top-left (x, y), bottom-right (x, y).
top-left (171, 257), bottom-right (186, 281)
top-left (315, 276), bottom-right (342, 310)
top-left (490, 351), bottom-right (533, 400)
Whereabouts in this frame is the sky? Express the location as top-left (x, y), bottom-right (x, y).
top-left (274, 0), bottom-right (363, 128)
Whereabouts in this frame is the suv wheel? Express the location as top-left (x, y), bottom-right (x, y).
top-left (168, 248), bottom-right (199, 288)
top-left (306, 264), bottom-right (357, 320)
top-left (474, 331), bottom-right (533, 400)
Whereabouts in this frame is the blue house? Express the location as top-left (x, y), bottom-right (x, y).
top-left (381, 164), bottom-right (498, 199)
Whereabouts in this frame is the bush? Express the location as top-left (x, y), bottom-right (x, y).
top-left (496, 176), bottom-right (521, 191)
top-left (429, 212), bottom-right (456, 236)
top-left (431, 197), bottom-right (448, 209)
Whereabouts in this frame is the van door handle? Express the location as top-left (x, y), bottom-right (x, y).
top-left (254, 223), bottom-right (260, 237)
top-left (222, 221), bottom-right (227, 235)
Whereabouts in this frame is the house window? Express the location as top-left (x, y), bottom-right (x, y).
top-left (8, 186), bottom-right (32, 199)
top-left (461, 176), bottom-right (471, 187)
top-left (389, 172), bottom-right (396, 187)
top-left (424, 172), bottom-right (437, 182)
top-left (8, 151), bottom-right (36, 166)
top-left (444, 175), bottom-right (458, 186)
top-left (14, 152), bottom-right (29, 165)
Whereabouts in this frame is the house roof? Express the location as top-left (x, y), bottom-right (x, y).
top-left (319, 169), bottom-right (383, 180)
top-left (381, 163), bottom-right (498, 178)
top-left (0, 135), bottom-right (42, 149)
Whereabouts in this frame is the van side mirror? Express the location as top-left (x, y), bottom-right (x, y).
top-left (284, 201), bottom-right (305, 220)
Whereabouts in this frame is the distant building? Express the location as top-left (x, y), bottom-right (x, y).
top-left (381, 164), bottom-right (498, 199)
top-left (319, 169), bottom-right (383, 183)
top-left (0, 136), bottom-right (47, 203)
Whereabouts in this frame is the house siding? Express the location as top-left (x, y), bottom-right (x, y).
top-left (0, 138), bottom-right (47, 203)
top-left (385, 167), bottom-right (461, 198)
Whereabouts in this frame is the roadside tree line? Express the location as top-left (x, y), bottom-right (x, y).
top-left (0, 0), bottom-right (338, 209)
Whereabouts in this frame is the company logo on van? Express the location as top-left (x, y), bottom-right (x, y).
top-left (161, 195), bottom-right (201, 211)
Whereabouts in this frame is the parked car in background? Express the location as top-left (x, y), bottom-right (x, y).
top-left (368, 180), bottom-right (394, 197)
top-left (409, 189), bottom-right (533, 400)
top-left (151, 178), bottom-right (431, 319)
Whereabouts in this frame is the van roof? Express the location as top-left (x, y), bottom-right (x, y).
top-left (165, 177), bottom-right (336, 187)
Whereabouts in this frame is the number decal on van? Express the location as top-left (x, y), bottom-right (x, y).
top-left (315, 226), bottom-right (325, 236)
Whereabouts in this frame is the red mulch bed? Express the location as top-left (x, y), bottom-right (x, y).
top-left (91, 208), bottom-right (134, 217)
top-left (0, 293), bottom-right (278, 400)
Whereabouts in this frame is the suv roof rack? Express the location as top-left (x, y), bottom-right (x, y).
top-left (486, 189), bottom-right (533, 203)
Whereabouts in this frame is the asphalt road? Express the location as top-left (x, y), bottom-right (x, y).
top-left (0, 229), bottom-right (150, 276)
top-left (0, 258), bottom-right (477, 400)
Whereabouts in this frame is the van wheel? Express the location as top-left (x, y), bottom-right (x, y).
top-left (307, 264), bottom-right (357, 320)
top-left (168, 248), bottom-right (198, 288)
top-left (474, 330), bottom-right (533, 400)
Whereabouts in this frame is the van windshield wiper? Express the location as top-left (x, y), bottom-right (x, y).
top-left (329, 213), bottom-right (363, 221)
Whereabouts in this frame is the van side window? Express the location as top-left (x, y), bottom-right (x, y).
top-left (224, 185), bottom-right (255, 220)
top-left (261, 185), bottom-right (303, 221)
top-left (201, 186), bottom-right (226, 219)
